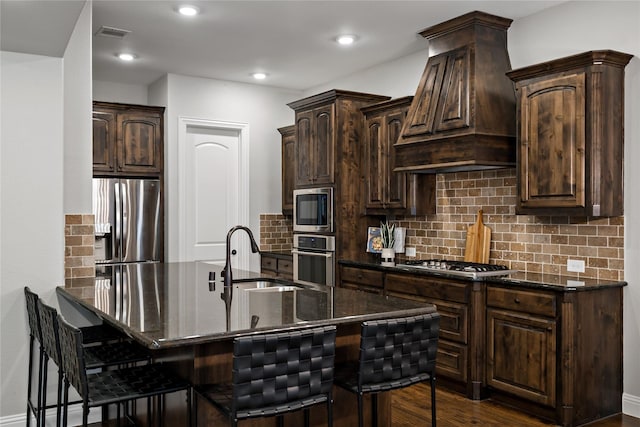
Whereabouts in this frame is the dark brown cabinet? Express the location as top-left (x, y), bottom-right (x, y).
top-left (507, 50), bottom-right (632, 216)
top-left (486, 287), bottom-right (557, 407)
top-left (361, 97), bottom-right (436, 215)
top-left (293, 104), bottom-right (335, 187)
top-left (338, 261), bottom-right (624, 426)
top-left (93, 102), bottom-right (164, 176)
top-left (288, 90), bottom-right (389, 265)
top-left (278, 125), bottom-right (295, 215)
top-left (260, 253), bottom-right (293, 281)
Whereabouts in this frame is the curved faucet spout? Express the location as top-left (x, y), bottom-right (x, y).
top-left (223, 225), bottom-right (261, 288)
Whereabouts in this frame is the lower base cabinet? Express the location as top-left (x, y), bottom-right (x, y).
top-left (260, 253), bottom-right (293, 280)
top-left (338, 262), bottom-right (624, 427)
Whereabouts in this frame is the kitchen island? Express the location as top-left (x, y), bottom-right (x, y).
top-left (57, 261), bottom-right (437, 426)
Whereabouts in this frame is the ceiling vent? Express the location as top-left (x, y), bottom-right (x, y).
top-left (95, 26), bottom-right (131, 39)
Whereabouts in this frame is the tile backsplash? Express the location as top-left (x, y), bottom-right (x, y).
top-left (259, 214), bottom-right (293, 252)
top-left (65, 214), bottom-right (96, 279)
top-left (259, 169), bottom-right (624, 281)
top-left (394, 169), bottom-right (624, 281)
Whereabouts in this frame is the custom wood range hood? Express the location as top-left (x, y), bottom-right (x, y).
top-left (394, 11), bottom-right (517, 174)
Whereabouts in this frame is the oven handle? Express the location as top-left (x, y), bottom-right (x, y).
top-left (291, 249), bottom-right (334, 258)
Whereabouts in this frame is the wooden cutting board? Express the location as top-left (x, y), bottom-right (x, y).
top-left (464, 210), bottom-right (491, 264)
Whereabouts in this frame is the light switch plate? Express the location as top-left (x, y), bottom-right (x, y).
top-left (406, 247), bottom-right (416, 257)
top-left (567, 259), bottom-right (585, 273)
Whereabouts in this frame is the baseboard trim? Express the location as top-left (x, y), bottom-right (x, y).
top-left (624, 392), bottom-right (640, 419)
top-left (0, 405), bottom-right (100, 427)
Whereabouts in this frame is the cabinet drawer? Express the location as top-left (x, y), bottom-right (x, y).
top-left (261, 256), bottom-right (277, 272)
top-left (387, 293), bottom-right (468, 344)
top-left (277, 258), bottom-right (293, 274)
top-left (487, 287), bottom-right (556, 317)
top-left (385, 273), bottom-right (469, 303)
top-left (436, 340), bottom-right (468, 383)
top-left (341, 266), bottom-right (384, 289)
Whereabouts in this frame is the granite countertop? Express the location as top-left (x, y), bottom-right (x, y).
top-left (339, 259), bottom-right (627, 291)
top-left (58, 261), bottom-right (435, 349)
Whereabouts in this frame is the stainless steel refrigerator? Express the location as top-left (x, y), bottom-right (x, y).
top-left (93, 178), bottom-right (162, 264)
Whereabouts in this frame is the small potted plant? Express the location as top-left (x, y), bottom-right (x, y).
top-left (380, 221), bottom-right (396, 267)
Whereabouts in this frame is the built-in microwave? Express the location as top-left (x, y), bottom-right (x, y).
top-left (293, 188), bottom-right (333, 233)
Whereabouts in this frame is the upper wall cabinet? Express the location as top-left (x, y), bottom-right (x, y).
top-left (507, 50), bottom-right (632, 217)
top-left (93, 101), bottom-right (165, 177)
top-left (361, 97), bottom-right (436, 215)
top-left (278, 125), bottom-right (296, 215)
top-left (394, 11), bottom-right (517, 173)
top-left (287, 90), bottom-right (389, 189)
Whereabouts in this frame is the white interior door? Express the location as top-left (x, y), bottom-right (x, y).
top-left (178, 118), bottom-right (249, 269)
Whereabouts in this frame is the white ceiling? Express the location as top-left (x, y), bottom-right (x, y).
top-left (1, 0), bottom-right (566, 91)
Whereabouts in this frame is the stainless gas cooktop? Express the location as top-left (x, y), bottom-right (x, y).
top-left (398, 259), bottom-right (518, 280)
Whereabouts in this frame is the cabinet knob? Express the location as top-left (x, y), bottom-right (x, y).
top-left (514, 297), bottom-right (520, 304)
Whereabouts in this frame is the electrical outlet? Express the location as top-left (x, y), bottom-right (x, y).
top-left (406, 247), bottom-right (417, 257)
top-left (567, 259), bottom-right (585, 273)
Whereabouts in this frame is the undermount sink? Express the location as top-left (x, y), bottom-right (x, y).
top-left (236, 280), bottom-right (302, 292)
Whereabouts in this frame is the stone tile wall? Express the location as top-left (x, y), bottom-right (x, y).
top-left (65, 214), bottom-right (95, 279)
top-left (259, 214), bottom-right (293, 251)
top-left (394, 169), bottom-right (624, 281)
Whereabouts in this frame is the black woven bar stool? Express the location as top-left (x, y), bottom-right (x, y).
top-left (24, 286), bottom-right (148, 426)
top-left (38, 299), bottom-right (151, 426)
top-left (334, 313), bottom-right (440, 427)
top-left (195, 325), bottom-right (337, 427)
top-left (57, 313), bottom-right (192, 427)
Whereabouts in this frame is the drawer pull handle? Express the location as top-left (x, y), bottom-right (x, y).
top-left (514, 298), bottom-right (521, 304)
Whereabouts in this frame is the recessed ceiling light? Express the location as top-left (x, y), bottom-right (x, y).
top-left (117, 53), bottom-right (136, 61)
top-left (178, 5), bottom-right (199, 16)
top-left (336, 34), bottom-right (357, 45)
top-left (252, 72), bottom-right (267, 80)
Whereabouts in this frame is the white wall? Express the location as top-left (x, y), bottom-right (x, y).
top-left (149, 74), bottom-right (301, 266)
top-left (0, 52), bottom-right (65, 417)
top-left (63, 1), bottom-right (93, 213)
top-left (303, 48), bottom-right (430, 98)
top-left (93, 79), bottom-right (149, 105)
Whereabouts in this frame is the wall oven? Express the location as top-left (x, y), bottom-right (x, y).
top-left (292, 234), bottom-right (335, 287)
top-left (293, 188), bottom-right (333, 233)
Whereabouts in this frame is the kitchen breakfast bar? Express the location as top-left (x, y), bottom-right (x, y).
top-left (57, 261), bottom-right (437, 426)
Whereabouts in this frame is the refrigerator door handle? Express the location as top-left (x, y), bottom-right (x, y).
top-left (120, 181), bottom-right (129, 261)
top-left (114, 181), bottom-right (122, 260)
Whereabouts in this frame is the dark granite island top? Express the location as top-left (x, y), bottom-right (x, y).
top-left (57, 261), bottom-right (436, 350)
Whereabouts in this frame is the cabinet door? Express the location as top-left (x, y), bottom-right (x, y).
top-left (364, 116), bottom-right (385, 209)
top-left (385, 111), bottom-right (407, 209)
top-left (295, 111), bottom-right (313, 187)
top-left (93, 110), bottom-right (116, 173)
top-left (434, 48), bottom-right (470, 132)
top-left (311, 105), bottom-right (335, 185)
top-left (280, 126), bottom-right (296, 215)
top-left (487, 308), bottom-right (556, 407)
top-left (116, 112), bottom-right (163, 174)
top-left (518, 73), bottom-right (586, 210)
top-left (403, 53), bottom-right (448, 137)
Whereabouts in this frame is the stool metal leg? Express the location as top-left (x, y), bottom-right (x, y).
top-left (372, 393), bottom-right (378, 427)
top-left (40, 353), bottom-right (49, 427)
top-left (431, 376), bottom-right (437, 427)
top-left (26, 335), bottom-right (35, 427)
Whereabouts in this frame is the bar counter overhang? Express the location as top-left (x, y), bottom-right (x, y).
top-left (57, 261), bottom-right (437, 426)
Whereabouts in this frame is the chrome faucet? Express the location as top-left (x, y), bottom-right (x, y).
top-left (223, 225), bottom-right (260, 288)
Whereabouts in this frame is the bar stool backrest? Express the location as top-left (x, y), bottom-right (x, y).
top-left (358, 313), bottom-right (440, 389)
top-left (231, 325), bottom-right (336, 414)
top-left (24, 287), bottom-right (42, 342)
top-left (37, 300), bottom-right (62, 366)
top-left (57, 314), bottom-right (89, 401)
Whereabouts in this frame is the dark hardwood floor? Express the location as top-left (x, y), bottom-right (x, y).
top-left (391, 383), bottom-right (640, 427)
